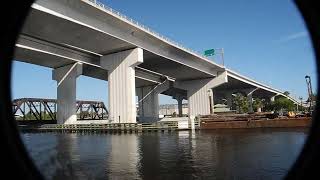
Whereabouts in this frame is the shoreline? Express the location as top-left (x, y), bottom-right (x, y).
top-left (17, 117), bottom-right (311, 133)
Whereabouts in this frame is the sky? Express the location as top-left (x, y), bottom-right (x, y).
top-left (12, 0), bottom-right (317, 105)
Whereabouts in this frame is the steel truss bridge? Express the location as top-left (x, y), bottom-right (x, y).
top-left (12, 98), bottom-right (108, 121)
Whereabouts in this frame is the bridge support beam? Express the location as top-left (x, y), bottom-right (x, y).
top-left (270, 95), bottom-right (276, 102)
top-left (52, 63), bottom-right (82, 124)
top-left (101, 48), bottom-right (143, 123)
top-left (245, 88), bottom-right (259, 113)
top-left (137, 81), bottom-right (170, 122)
top-left (175, 71), bottom-right (228, 117)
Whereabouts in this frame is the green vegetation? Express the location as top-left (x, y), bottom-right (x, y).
top-left (283, 91), bottom-right (290, 96)
top-left (231, 92), bottom-right (296, 114)
top-left (253, 98), bottom-right (264, 112)
top-left (264, 97), bottom-right (296, 112)
top-left (273, 97), bottom-right (296, 111)
top-left (232, 93), bottom-right (249, 113)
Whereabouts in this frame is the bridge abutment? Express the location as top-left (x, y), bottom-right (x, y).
top-left (101, 48), bottom-right (143, 123)
top-left (52, 63), bottom-right (82, 124)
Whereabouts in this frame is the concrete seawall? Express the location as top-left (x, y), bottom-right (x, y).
top-left (200, 117), bottom-right (311, 129)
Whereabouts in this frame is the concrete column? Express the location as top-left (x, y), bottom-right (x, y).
top-left (226, 93), bottom-right (233, 109)
top-left (137, 80), bottom-right (170, 122)
top-left (247, 93), bottom-right (253, 113)
top-left (52, 63), bottom-right (82, 124)
top-left (175, 71), bottom-right (228, 117)
top-left (208, 89), bottom-right (214, 114)
top-left (244, 88), bottom-right (259, 113)
top-left (178, 98), bottom-right (183, 117)
top-left (188, 81), bottom-right (211, 116)
top-left (137, 86), bottom-right (159, 122)
top-left (101, 48), bottom-right (143, 123)
top-left (176, 96), bottom-right (183, 117)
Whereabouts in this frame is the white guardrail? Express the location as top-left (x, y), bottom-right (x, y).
top-left (85, 0), bottom-right (214, 62)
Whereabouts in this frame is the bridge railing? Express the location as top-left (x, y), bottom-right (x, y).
top-left (85, 0), bottom-right (216, 63)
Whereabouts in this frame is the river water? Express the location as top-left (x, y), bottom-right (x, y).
top-left (21, 128), bottom-right (307, 180)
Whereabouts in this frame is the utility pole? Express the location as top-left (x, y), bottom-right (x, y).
top-left (204, 48), bottom-right (225, 66)
top-left (221, 48), bottom-right (225, 66)
top-left (215, 48), bottom-right (225, 66)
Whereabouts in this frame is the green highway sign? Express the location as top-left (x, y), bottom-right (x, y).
top-left (204, 49), bottom-right (215, 56)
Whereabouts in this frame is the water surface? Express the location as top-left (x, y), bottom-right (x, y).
top-left (21, 128), bottom-right (307, 179)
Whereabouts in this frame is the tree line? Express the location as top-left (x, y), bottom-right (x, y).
top-left (232, 93), bottom-right (300, 114)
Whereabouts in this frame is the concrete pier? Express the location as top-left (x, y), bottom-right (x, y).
top-left (175, 71), bottom-right (228, 117)
top-left (101, 48), bottom-right (143, 123)
top-left (176, 96), bottom-right (183, 117)
top-left (52, 63), bottom-right (82, 124)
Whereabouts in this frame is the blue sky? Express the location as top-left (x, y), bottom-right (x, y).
top-left (12, 0), bottom-right (317, 105)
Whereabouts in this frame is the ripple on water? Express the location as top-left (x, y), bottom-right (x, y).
top-left (21, 128), bottom-right (307, 179)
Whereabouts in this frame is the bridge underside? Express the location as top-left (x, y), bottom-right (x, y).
top-left (11, 0), bottom-right (296, 124)
top-left (21, 3), bottom-right (220, 81)
top-left (214, 76), bottom-right (277, 99)
top-left (13, 42), bottom-right (291, 123)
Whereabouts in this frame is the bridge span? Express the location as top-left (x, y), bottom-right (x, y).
top-left (13, 0), bottom-right (298, 124)
top-left (13, 98), bottom-right (109, 124)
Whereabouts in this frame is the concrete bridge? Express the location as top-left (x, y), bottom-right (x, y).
top-left (14, 0), bottom-right (298, 124)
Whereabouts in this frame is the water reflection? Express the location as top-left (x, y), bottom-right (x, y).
top-left (21, 128), bottom-right (307, 179)
top-left (138, 133), bottom-right (161, 179)
top-left (108, 134), bottom-right (140, 179)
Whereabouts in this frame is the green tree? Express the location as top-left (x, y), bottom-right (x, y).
top-left (283, 91), bottom-right (290, 96)
top-left (273, 97), bottom-right (295, 111)
top-left (233, 93), bottom-right (249, 113)
top-left (264, 101), bottom-right (274, 112)
top-left (253, 98), bottom-right (264, 112)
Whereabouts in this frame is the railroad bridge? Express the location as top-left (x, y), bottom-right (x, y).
top-left (13, 98), bottom-right (108, 123)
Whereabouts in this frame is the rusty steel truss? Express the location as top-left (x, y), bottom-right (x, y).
top-left (12, 98), bottom-right (108, 121)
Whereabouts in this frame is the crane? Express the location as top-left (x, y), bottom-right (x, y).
top-left (305, 75), bottom-right (314, 113)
